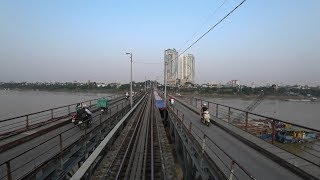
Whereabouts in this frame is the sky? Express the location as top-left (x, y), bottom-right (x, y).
top-left (0, 0), bottom-right (319, 86)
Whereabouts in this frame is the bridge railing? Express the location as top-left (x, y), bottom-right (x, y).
top-left (168, 105), bottom-right (256, 180)
top-left (180, 96), bottom-right (320, 168)
top-left (0, 94), bottom-right (120, 136)
top-left (0, 98), bottom-right (131, 180)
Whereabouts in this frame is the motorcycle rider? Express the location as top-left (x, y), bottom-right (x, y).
top-left (78, 104), bottom-right (92, 127)
top-left (75, 103), bottom-right (82, 111)
top-left (83, 104), bottom-right (92, 115)
top-left (125, 92), bottom-right (129, 99)
top-left (169, 97), bottom-right (174, 105)
top-left (201, 103), bottom-right (208, 118)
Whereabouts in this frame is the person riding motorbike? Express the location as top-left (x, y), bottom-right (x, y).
top-left (125, 92), bottom-right (129, 99)
top-left (75, 103), bottom-right (81, 111)
top-left (169, 97), bottom-right (174, 105)
top-left (200, 103), bottom-right (210, 125)
top-left (77, 104), bottom-right (92, 127)
top-left (201, 103), bottom-right (208, 115)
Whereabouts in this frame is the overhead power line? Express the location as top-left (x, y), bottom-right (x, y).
top-left (178, 0), bottom-right (228, 53)
top-left (134, 61), bottom-right (162, 65)
top-left (181, 0), bottom-right (246, 55)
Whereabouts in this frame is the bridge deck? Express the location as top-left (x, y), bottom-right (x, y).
top-left (173, 100), bottom-right (304, 180)
top-left (0, 98), bottom-right (129, 180)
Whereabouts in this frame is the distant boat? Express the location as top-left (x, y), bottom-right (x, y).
top-left (285, 99), bottom-right (311, 102)
top-left (311, 97), bottom-right (317, 101)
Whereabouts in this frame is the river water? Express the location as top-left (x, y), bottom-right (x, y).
top-left (0, 90), bottom-right (319, 130)
top-left (200, 97), bottom-right (320, 129)
top-left (0, 90), bottom-right (115, 120)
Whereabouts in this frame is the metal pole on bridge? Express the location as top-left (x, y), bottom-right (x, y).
top-left (164, 60), bottom-right (168, 110)
top-left (6, 161), bottom-right (12, 180)
top-left (126, 52), bottom-right (133, 109)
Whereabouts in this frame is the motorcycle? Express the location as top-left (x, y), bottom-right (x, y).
top-left (71, 113), bottom-right (92, 130)
top-left (170, 99), bottom-right (174, 106)
top-left (201, 111), bottom-right (211, 126)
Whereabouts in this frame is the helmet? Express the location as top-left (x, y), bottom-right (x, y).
top-left (82, 104), bottom-right (87, 107)
top-left (203, 103), bottom-right (207, 106)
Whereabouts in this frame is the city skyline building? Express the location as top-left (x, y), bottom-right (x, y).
top-left (178, 54), bottom-right (195, 84)
top-left (228, 80), bottom-right (240, 87)
top-left (164, 49), bottom-right (195, 86)
top-left (164, 49), bottom-right (179, 86)
top-left (164, 49), bottom-right (196, 86)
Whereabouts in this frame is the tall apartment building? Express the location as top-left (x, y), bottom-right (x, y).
top-left (164, 49), bottom-right (195, 86)
top-left (164, 49), bottom-right (179, 86)
top-left (178, 54), bottom-right (195, 84)
top-left (228, 80), bottom-right (240, 87)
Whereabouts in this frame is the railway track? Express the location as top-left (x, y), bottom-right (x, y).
top-left (104, 93), bottom-right (164, 180)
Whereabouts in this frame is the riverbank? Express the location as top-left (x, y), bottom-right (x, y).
top-left (0, 88), bottom-right (124, 94)
top-left (178, 92), bottom-right (315, 101)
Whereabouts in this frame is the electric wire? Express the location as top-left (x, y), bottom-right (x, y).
top-left (181, 0), bottom-right (246, 55)
top-left (178, 0), bottom-right (228, 53)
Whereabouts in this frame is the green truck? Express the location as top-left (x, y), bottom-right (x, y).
top-left (96, 98), bottom-right (109, 111)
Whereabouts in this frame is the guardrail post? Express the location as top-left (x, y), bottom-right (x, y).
top-left (26, 115), bottom-right (29, 129)
top-left (89, 100), bottom-right (92, 107)
top-left (200, 99), bottom-right (203, 108)
top-left (208, 102), bottom-right (210, 109)
top-left (99, 114), bottom-right (102, 124)
top-left (6, 161), bottom-right (12, 180)
top-left (228, 107), bottom-right (231, 123)
top-left (245, 112), bottom-right (248, 131)
top-left (201, 134), bottom-right (206, 155)
top-left (68, 105), bottom-right (71, 115)
top-left (84, 125), bottom-right (87, 147)
top-left (229, 161), bottom-right (235, 180)
top-left (59, 134), bottom-right (63, 170)
top-left (51, 109), bottom-right (54, 119)
top-left (272, 120), bottom-right (276, 144)
top-left (216, 104), bottom-right (219, 118)
top-left (189, 122), bottom-right (192, 133)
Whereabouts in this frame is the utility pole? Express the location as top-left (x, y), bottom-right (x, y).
top-left (126, 52), bottom-right (133, 109)
top-left (164, 60), bottom-right (168, 108)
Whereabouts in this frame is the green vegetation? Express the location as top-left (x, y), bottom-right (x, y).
top-left (1, 81), bottom-right (319, 97)
top-left (0, 81), bottom-right (151, 92)
top-left (164, 85), bottom-right (320, 97)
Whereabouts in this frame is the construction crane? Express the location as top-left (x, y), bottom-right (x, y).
top-left (232, 90), bottom-right (265, 122)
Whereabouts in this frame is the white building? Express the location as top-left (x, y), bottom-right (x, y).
top-left (178, 54), bottom-right (195, 84)
top-left (164, 49), bottom-right (195, 86)
top-left (228, 80), bottom-right (240, 87)
top-left (164, 49), bottom-right (179, 86)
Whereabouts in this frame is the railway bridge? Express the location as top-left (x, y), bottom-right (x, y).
top-left (0, 91), bottom-right (320, 180)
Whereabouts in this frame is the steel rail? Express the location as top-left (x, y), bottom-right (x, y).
top-left (101, 95), bottom-right (147, 178)
top-left (115, 95), bottom-right (149, 179)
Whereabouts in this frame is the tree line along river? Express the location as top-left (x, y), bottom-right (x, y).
top-left (0, 90), bottom-right (319, 130)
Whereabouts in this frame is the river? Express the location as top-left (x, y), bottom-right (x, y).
top-left (201, 96), bottom-right (320, 129)
top-left (0, 90), bottom-right (319, 130)
top-left (0, 90), bottom-right (115, 120)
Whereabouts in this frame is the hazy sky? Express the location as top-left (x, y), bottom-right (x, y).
top-left (1, 1), bottom-right (319, 86)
